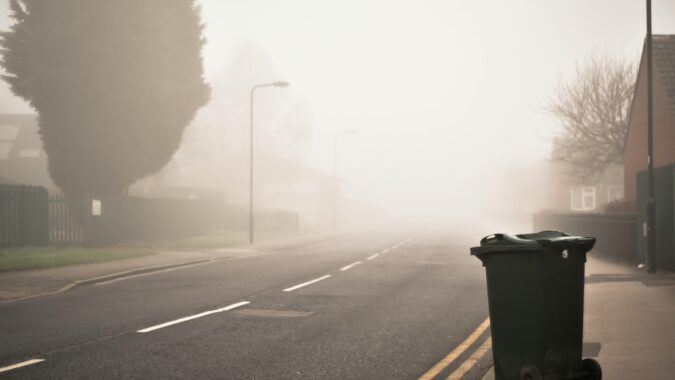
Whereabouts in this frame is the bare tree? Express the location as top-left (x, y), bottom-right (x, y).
top-left (547, 55), bottom-right (636, 182)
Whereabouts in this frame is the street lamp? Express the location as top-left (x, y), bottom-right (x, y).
top-left (249, 81), bottom-right (289, 244)
top-left (333, 129), bottom-right (357, 229)
top-left (646, 0), bottom-right (656, 273)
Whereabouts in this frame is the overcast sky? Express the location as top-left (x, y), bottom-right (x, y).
top-left (2, 0), bottom-right (674, 229)
top-left (196, 0), bottom-right (675, 225)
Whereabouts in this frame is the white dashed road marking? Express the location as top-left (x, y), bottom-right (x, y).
top-left (0, 359), bottom-right (45, 374)
top-left (283, 275), bottom-right (332, 292)
top-left (340, 261), bottom-right (362, 271)
top-left (137, 301), bottom-right (250, 333)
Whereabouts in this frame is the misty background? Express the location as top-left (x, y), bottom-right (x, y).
top-left (2, 0), bottom-right (674, 238)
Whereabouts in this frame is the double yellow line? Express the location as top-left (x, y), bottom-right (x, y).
top-left (418, 317), bottom-right (492, 380)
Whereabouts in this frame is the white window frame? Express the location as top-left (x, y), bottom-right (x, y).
top-left (0, 124), bottom-right (20, 141)
top-left (0, 141), bottom-right (11, 159)
top-left (18, 149), bottom-right (41, 158)
top-left (571, 186), bottom-right (596, 211)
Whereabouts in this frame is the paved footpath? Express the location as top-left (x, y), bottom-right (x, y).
top-left (482, 255), bottom-right (675, 380)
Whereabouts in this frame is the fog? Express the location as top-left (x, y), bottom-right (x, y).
top-left (2, 0), bottom-right (675, 240)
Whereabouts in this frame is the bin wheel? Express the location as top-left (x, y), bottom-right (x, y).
top-left (581, 358), bottom-right (602, 380)
top-left (520, 365), bottom-right (543, 380)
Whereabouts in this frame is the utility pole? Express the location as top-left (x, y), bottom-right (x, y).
top-left (249, 81), bottom-right (289, 244)
top-left (646, 0), bottom-right (656, 273)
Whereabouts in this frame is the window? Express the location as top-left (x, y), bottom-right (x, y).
top-left (607, 186), bottom-right (624, 203)
top-left (571, 186), bottom-right (596, 211)
top-left (0, 124), bottom-right (20, 159)
top-left (0, 124), bottom-right (20, 140)
top-left (18, 149), bottom-right (41, 158)
top-left (0, 142), bottom-right (11, 159)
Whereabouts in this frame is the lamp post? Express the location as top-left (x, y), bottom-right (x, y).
top-left (333, 130), bottom-right (357, 229)
top-left (645, 0), bottom-right (656, 273)
top-left (249, 81), bottom-right (289, 244)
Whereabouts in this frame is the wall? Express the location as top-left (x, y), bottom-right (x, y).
top-left (624, 50), bottom-right (675, 201)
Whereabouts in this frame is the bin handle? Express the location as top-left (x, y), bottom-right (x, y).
top-left (481, 233), bottom-right (504, 245)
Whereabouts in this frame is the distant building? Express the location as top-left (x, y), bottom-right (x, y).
top-left (0, 114), bottom-right (56, 189)
top-left (257, 151), bottom-right (336, 231)
top-left (0, 114), bottom-right (335, 231)
top-left (131, 149), bottom-right (337, 231)
top-left (624, 35), bottom-right (675, 201)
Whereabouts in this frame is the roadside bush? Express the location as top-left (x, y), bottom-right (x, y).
top-left (603, 200), bottom-right (636, 215)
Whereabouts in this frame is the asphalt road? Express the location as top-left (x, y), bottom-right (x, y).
top-left (0, 230), bottom-right (492, 379)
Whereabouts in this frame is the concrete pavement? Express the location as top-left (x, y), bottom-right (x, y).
top-left (481, 255), bottom-right (675, 380)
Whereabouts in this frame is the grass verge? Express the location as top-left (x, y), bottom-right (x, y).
top-left (0, 247), bottom-right (153, 272)
top-left (125, 230), bottom-right (246, 250)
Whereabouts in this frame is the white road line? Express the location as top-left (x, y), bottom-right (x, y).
top-left (367, 253), bottom-right (379, 260)
top-left (283, 275), bottom-right (332, 292)
top-left (340, 261), bottom-right (362, 271)
top-left (382, 248), bottom-right (391, 253)
top-left (137, 301), bottom-right (250, 333)
top-left (0, 359), bottom-right (45, 374)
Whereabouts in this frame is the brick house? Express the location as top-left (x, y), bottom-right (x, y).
top-left (623, 35), bottom-right (675, 201)
top-left (544, 161), bottom-right (624, 213)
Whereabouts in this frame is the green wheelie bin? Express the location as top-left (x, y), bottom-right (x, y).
top-left (471, 231), bottom-right (601, 380)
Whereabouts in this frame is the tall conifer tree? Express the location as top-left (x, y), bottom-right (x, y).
top-left (0, 0), bottom-right (210, 197)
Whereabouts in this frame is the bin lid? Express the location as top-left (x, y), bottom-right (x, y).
top-left (470, 230), bottom-right (595, 257)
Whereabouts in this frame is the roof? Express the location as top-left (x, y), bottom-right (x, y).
top-left (0, 114), bottom-right (54, 188)
top-left (652, 35), bottom-right (675, 117)
top-left (0, 114), bottom-right (43, 159)
top-left (624, 35), bottom-right (675, 151)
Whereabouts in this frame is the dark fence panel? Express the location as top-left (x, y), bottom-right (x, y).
top-left (84, 196), bottom-right (300, 245)
top-left (219, 205), bottom-right (300, 237)
top-left (86, 196), bottom-right (229, 244)
top-left (0, 184), bottom-right (49, 247)
top-left (637, 163), bottom-right (675, 271)
top-left (0, 185), bottom-right (20, 246)
top-left (2, 187), bottom-right (300, 247)
top-left (534, 212), bottom-right (638, 264)
top-left (48, 193), bottom-right (85, 245)
top-left (255, 208), bottom-right (300, 237)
